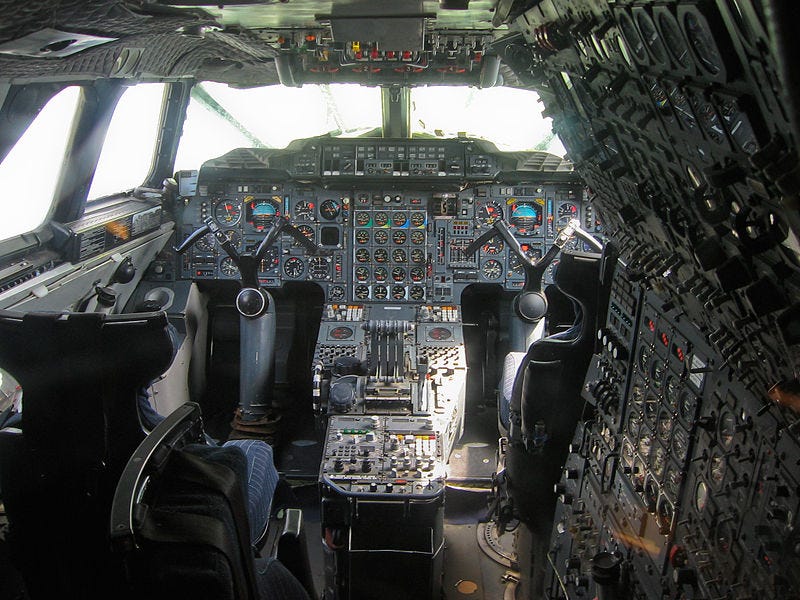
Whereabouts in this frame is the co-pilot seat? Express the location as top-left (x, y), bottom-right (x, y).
top-left (0, 310), bottom-right (175, 597)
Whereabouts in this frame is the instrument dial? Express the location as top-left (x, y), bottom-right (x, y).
top-left (248, 199), bottom-right (280, 229)
top-left (373, 267), bottom-right (388, 282)
top-left (392, 230), bottom-right (407, 245)
top-left (328, 285), bottom-right (345, 301)
top-left (374, 248), bottom-right (389, 263)
top-left (482, 239), bottom-right (504, 255)
top-left (223, 230), bottom-right (240, 248)
top-left (717, 97), bottom-right (760, 154)
top-left (374, 229), bottom-right (389, 244)
top-left (410, 212), bottom-right (426, 227)
top-left (294, 225), bottom-right (314, 245)
top-left (694, 480), bottom-right (709, 512)
top-left (410, 248), bottom-right (425, 264)
top-left (319, 199), bottom-right (340, 220)
top-left (618, 10), bottom-right (647, 63)
top-left (409, 285), bottom-right (425, 301)
top-left (717, 410), bottom-right (736, 449)
top-left (355, 266), bottom-right (370, 281)
top-left (392, 212), bottom-right (407, 227)
top-left (672, 427), bottom-right (689, 461)
top-left (220, 257), bottom-right (239, 277)
top-left (667, 85), bottom-right (697, 130)
top-left (658, 11), bottom-right (692, 69)
top-left (709, 452), bottom-right (726, 487)
top-left (657, 410), bottom-right (673, 442)
top-left (195, 233), bottom-right (215, 252)
top-left (481, 259), bottom-right (503, 280)
top-left (355, 285), bottom-right (370, 300)
top-left (391, 285), bottom-right (406, 300)
top-left (355, 211), bottom-right (371, 226)
top-left (557, 202), bottom-right (578, 229)
top-left (684, 11), bottom-right (723, 75)
top-left (475, 201), bottom-right (504, 226)
top-left (283, 256), bottom-right (305, 278)
top-left (373, 285), bottom-right (388, 300)
top-left (308, 256), bottom-right (330, 279)
top-left (355, 229), bottom-right (370, 244)
top-left (636, 10), bottom-right (667, 64)
top-left (650, 358), bottom-right (666, 389)
top-left (258, 247), bottom-right (279, 272)
top-left (410, 231), bottom-right (425, 245)
top-left (392, 249), bottom-right (407, 263)
top-left (373, 211), bottom-right (389, 227)
top-left (392, 267), bottom-right (406, 282)
top-left (293, 200), bottom-right (314, 220)
top-left (410, 267), bottom-right (425, 282)
top-left (656, 497), bottom-right (674, 533)
top-left (694, 98), bottom-right (726, 144)
top-left (215, 200), bottom-right (242, 226)
top-left (355, 248), bottom-right (370, 263)
top-left (510, 203), bottom-right (542, 235)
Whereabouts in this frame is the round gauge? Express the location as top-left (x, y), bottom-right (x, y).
top-left (644, 75), bottom-right (673, 119)
top-left (644, 478), bottom-right (659, 512)
top-left (223, 230), bottom-right (240, 248)
top-left (475, 201), bottom-right (504, 226)
top-left (709, 452), bottom-right (726, 487)
top-left (636, 10), bottom-right (667, 64)
top-left (618, 10), bottom-right (647, 63)
top-left (329, 326), bottom-right (354, 340)
top-left (373, 266), bottom-right (388, 282)
top-left (684, 12), bottom-right (723, 75)
top-left (672, 427), bottom-right (689, 461)
top-left (717, 97), bottom-right (759, 154)
top-left (657, 410), bottom-right (673, 442)
top-left (715, 520), bottom-right (734, 553)
top-left (392, 266), bottom-right (406, 282)
top-left (392, 212), bottom-right (407, 227)
top-left (717, 410), bottom-right (736, 449)
top-left (391, 285), bottom-right (406, 300)
top-left (667, 85), bottom-right (697, 130)
top-left (627, 411), bottom-right (642, 437)
top-left (664, 375), bottom-right (681, 411)
top-left (656, 497), bottom-right (674, 534)
top-left (392, 248), bottom-right (407, 263)
top-left (638, 433), bottom-right (653, 459)
top-left (195, 233), bottom-right (215, 252)
top-left (429, 327), bottom-right (452, 341)
top-left (355, 285), bottom-right (370, 300)
top-left (374, 229), bottom-right (389, 244)
top-left (665, 465), bottom-right (682, 496)
top-left (220, 257), bottom-right (239, 277)
top-left (679, 390), bottom-right (697, 421)
top-left (409, 285), bottom-right (425, 301)
top-left (631, 382), bottom-right (645, 410)
top-left (410, 230), bottom-right (425, 245)
top-left (482, 259), bottom-right (503, 280)
top-left (329, 285), bottom-right (345, 301)
top-left (283, 257), bottom-right (305, 278)
top-left (355, 248), bottom-right (370, 263)
top-left (482, 239), bottom-right (504, 255)
top-left (650, 359), bottom-right (666, 389)
top-left (392, 230), bottom-right (407, 245)
top-left (249, 199), bottom-right (279, 229)
top-left (557, 202), bottom-right (578, 229)
top-left (651, 445), bottom-right (666, 478)
top-left (508, 254), bottom-right (524, 278)
top-left (410, 212), bottom-right (426, 227)
top-left (410, 267), bottom-right (425, 282)
top-left (309, 256), bottom-right (330, 279)
top-left (258, 247), bottom-right (279, 272)
top-left (294, 225), bottom-right (315, 245)
top-left (355, 211), bottom-right (371, 226)
top-left (215, 200), bottom-right (242, 226)
top-left (695, 99), bottom-right (726, 144)
top-left (355, 266), bottom-right (370, 282)
top-left (644, 396), bottom-right (659, 429)
top-left (658, 12), bottom-right (692, 69)
top-left (373, 285), bottom-right (388, 300)
top-left (294, 200), bottom-right (314, 220)
top-left (409, 249), bottom-right (424, 265)
top-left (355, 229), bottom-right (370, 244)
top-left (510, 203), bottom-right (542, 234)
top-left (373, 211), bottom-right (389, 227)
top-left (638, 346), bottom-right (652, 372)
top-left (319, 199), bottom-right (340, 220)
top-left (695, 480), bottom-right (709, 512)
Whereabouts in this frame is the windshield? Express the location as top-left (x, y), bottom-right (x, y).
top-left (174, 83), bottom-right (563, 171)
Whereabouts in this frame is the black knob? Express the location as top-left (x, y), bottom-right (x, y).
top-left (236, 287), bottom-right (267, 317)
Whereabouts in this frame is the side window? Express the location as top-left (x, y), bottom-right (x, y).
top-left (0, 86), bottom-right (81, 242)
top-left (87, 83), bottom-right (166, 200)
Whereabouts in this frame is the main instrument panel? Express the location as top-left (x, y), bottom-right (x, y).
top-left (177, 141), bottom-right (600, 303)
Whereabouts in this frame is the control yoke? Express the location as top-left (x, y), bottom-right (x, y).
top-left (175, 215), bottom-right (330, 292)
top-left (465, 218), bottom-right (602, 322)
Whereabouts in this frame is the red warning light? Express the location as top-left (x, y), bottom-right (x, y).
top-left (661, 332), bottom-right (669, 346)
top-left (647, 319), bottom-right (655, 332)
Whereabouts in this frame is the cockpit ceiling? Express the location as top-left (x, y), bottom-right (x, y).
top-left (0, 1), bottom-right (513, 86)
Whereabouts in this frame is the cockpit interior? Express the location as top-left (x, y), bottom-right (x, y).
top-left (0, 1), bottom-right (798, 599)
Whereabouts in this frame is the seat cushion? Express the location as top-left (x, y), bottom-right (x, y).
top-left (499, 352), bottom-right (527, 433)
